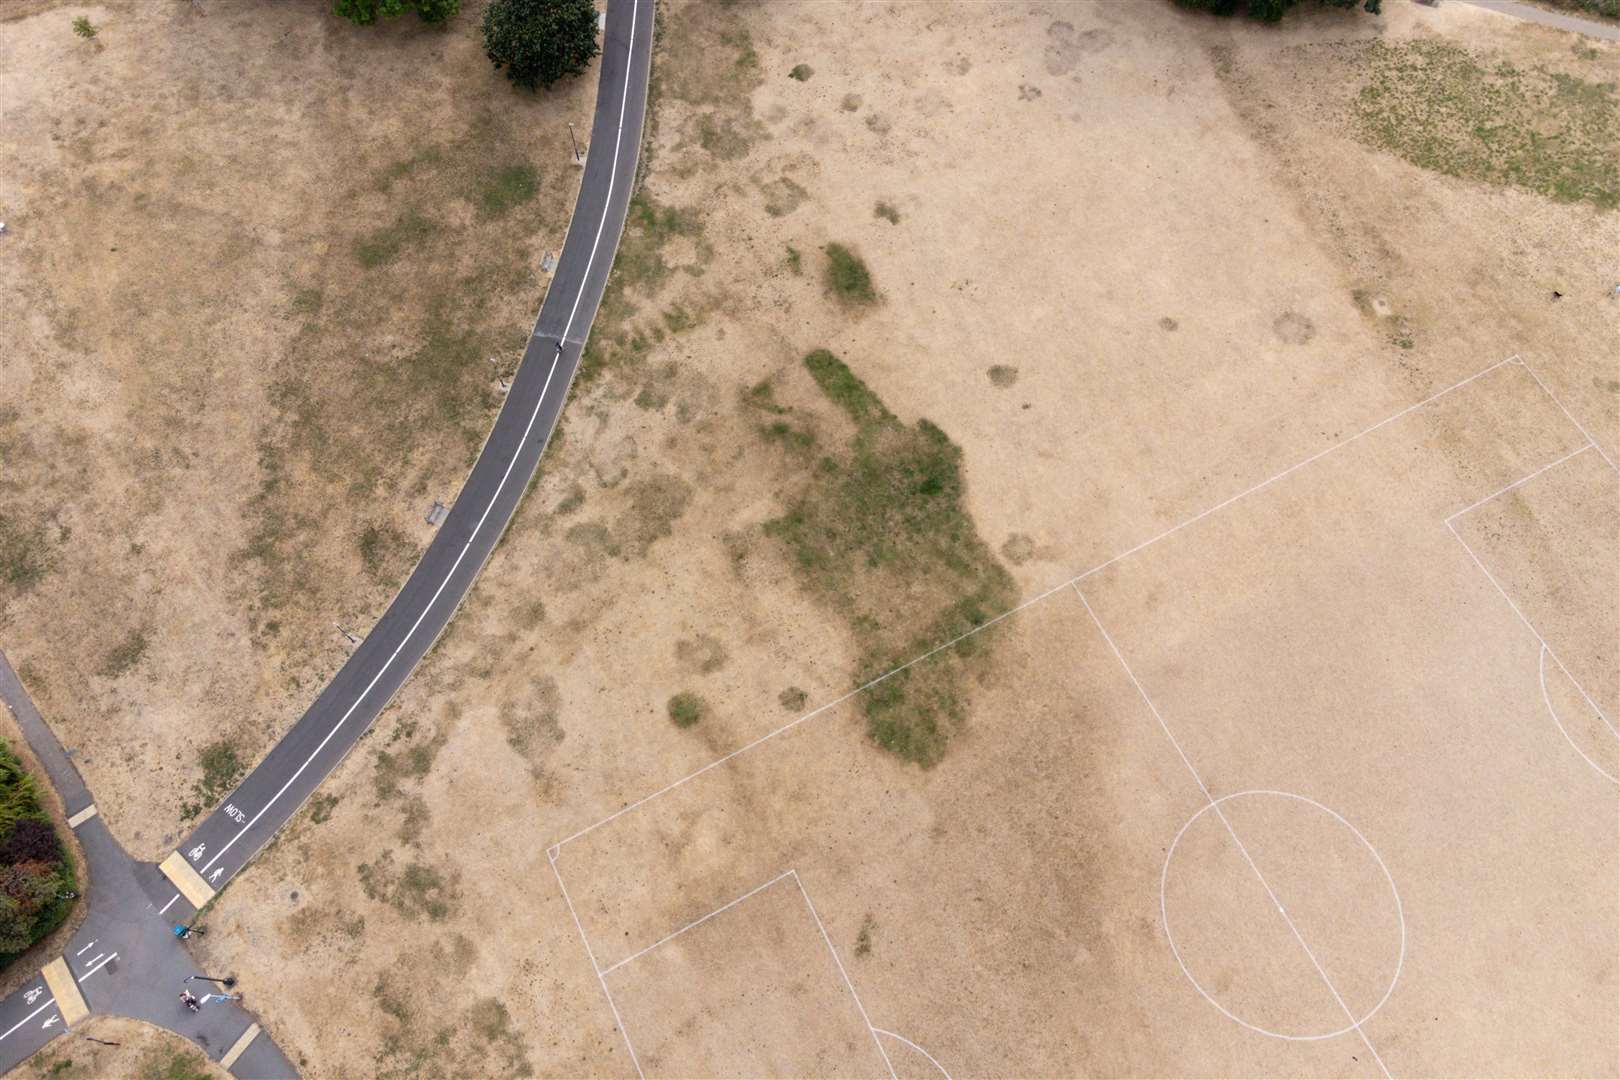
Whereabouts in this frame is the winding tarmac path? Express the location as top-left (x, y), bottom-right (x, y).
top-left (165, 0), bottom-right (654, 916)
top-left (0, 0), bottom-right (653, 1073)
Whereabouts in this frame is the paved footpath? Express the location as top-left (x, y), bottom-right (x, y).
top-left (0, 651), bottom-right (296, 1077)
top-left (0, 1), bottom-right (654, 1075)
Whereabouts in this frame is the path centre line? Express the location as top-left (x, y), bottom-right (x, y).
top-left (1444, 443), bottom-right (1593, 524)
top-left (1071, 584), bottom-right (1395, 1078)
top-left (1520, 355), bottom-right (1617, 473)
top-left (548, 850), bottom-right (646, 1080)
top-left (75, 953), bottom-right (116, 982)
top-left (552, 354), bottom-right (1516, 854)
top-left (158, 894), bottom-right (178, 915)
top-left (200, 0), bottom-right (644, 879)
top-left (1445, 519), bottom-right (1617, 741)
top-left (794, 870), bottom-right (899, 1080)
top-left (0, 997), bottom-right (55, 1043)
top-left (599, 870), bottom-right (796, 976)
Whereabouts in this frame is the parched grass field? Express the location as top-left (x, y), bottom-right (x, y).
top-left (2, 0), bottom-right (1616, 1076)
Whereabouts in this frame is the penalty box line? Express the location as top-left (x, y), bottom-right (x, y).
top-left (548, 354), bottom-right (1519, 858)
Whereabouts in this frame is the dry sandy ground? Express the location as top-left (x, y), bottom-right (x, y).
top-left (5, 0), bottom-right (1617, 1076)
top-left (0, 0), bottom-right (594, 857)
top-left (24, 1014), bottom-right (227, 1080)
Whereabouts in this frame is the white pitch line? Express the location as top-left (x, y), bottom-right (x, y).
top-left (600, 870), bottom-right (796, 976)
top-left (1446, 520), bottom-right (1619, 741)
top-left (197, 0), bottom-right (644, 880)
top-left (1540, 646), bottom-right (1619, 786)
top-left (872, 1029), bottom-right (953, 1080)
top-left (551, 354), bottom-right (1517, 855)
top-left (76, 953), bottom-right (117, 983)
top-left (0, 997), bottom-right (56, 1042)
top-left (74, 940), bottom-right (95, 957)
top-left (548, 852), bottom-right (645, 1080)
top-left (793, 871), bottom-right (898, 1080)
top-left (1519, 355), bottom-right (1617, 473)
top-left (1444, 443), bottom-right (1593, 524)
top-left (1074, 356), bottom-right (1513, 585)
top-left (1073, 584), bottom-right (1394, 1077)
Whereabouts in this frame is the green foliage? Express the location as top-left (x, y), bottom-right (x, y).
top-left (823, 243), bottom-right (876, 306)
top-left (1351, 40), bottom-right (1618, 209)
top-left (180, 741), bottom-right (245, 821)
top-left (0, 742), bottom-right (75, 967)
top-left (70, 15), bottom-right (96, 39)
top-left (483, 0), bottom-right (601, 92)
top-left (784, 244), bottom-right (802, 275)
top-left (354, 212), bottom-right (436, 268)
top-left (873, 201), bottom-right (900, 225)
top-left (479, 163), bottom-right (539, 217)
top-left (1174, 0), bottom-right (1380, 20)
top-left (0, 514), bottom-right (52, 597)
top-left (762, 351), bottom-right (1016, 767)
top-left (667, 692), bottom-right (705, 728)
top-left (334, 0), bottom-right (460, 26)
top-left (99, 627), bottom-right (149, 678)
top-left (1544, 0), bottom-right (1619, 17)
top-left (788, 63), bottom-right (814, 82)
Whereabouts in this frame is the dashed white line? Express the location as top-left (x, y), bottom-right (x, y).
top-left (197, 0), bottom-right (645, 883)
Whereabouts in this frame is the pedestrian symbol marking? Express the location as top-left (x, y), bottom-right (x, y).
top-left (208, 867), bottom-right (223, 884)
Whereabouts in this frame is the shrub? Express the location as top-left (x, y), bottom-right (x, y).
top-left (788, 63), bottom-right (814, 82)
top-left (333, 0), bottom-right (460, 26)
top-left (0, 819), bottom-right (61, 866)
top-left (823, 243), bottom-right (876, 306)
top-left (71, 15), bottom-right (97, 39)
top-left (483, 0), bottom-right (601, 92)
top-left (667, 692), bottom-right (705, 728)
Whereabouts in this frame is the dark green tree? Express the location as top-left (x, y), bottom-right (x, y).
top-left (483, 0), bottom-right (600, 92)
top-left (334, 0), bottom-right (459, 26)
top-left (1174, 0), bottom-right (1380, 20)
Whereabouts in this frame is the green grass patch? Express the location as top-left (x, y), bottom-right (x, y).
top-left (180, 740), bottom-right (245, 821)
top-left (762, 350), bottom-right (1016, 767)
top-left (0, 514), bottom-right (52, 598)
top-left (355, 212), bottom-right (436, 268)
top-left (1350, 39), bottom-right (1618, 208)
top-left (789, 63), bottom-right (814, 81)
top-left (785, 244), bottom-right (802, 274)
top-left (667, 691), bottom-right (706, 728)
top-left (823, 242), bottom-right (877, 306)
top-left (358, 521), bottom-right (413, 584)
top-left (873, 201), bottom-right (900, 224)
top-left (99, 627), bottom-right (149, 679)
top-left (479, 163), bottom-right (539, 217)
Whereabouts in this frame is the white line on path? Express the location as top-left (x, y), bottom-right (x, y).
top-left (159, 894), bottom-right (179, 915)
top-left (0, 998), bottom-right (56, 1043)
top-left (76, 953), bottom-right (117, 982)
top-left (548, 851), bottom-right (645, 1080)
top-left (197, 0), bottom-right (644, 882)
top-left (1072, 584), bottom-right (1395, 1078)
top-left (74, 941), bottom-right (94, 957)
top-left (553, 354), bottom-right (1516, 854)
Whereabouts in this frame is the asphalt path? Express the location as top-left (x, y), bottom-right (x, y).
top-left (165, 0), bottom-right (653, 913)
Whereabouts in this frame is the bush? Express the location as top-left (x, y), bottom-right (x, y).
top-left (483, 0), bottom-right (600, 92)
top-left (333, 0), bottom-right (460, 25)
top-left (667, 692), bottom-right (705, 728)
top-left (823, 243), bottom-right (876, 306)
top-left (0, 819), bottom-right (61, 866)
top-left (1174, 0), bottom-right (1379, 21)
top-left (0, 743), bottom-right (76, 967)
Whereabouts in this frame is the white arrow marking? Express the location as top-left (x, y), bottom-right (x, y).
top-left (41, 1015), bottom-right (58, 1029)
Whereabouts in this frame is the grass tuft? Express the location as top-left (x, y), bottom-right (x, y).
top-left (667, 691), bottom-right (706, 728)
top-left (823, 242), bottom-right (877, 305)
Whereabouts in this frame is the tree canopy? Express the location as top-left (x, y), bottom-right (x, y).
top-left (1175, 0), bottom-right (1380, 21)
top-left (334, 0), bottom-right (459, 27)
top-left (483, 0), bottom-right (600, 92)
